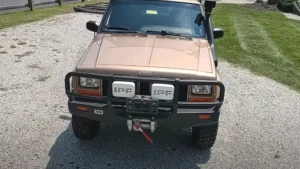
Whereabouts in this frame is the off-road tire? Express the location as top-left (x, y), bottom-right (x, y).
top-left (71, 115), bottom-right (100, 140)
top-left (277, 0), bottom-right (294, 13)
top-left (191, 124), bottom-right (219, 150)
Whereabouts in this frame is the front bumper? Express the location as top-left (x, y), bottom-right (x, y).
top-left (65, 72), bottom-right (225, 128)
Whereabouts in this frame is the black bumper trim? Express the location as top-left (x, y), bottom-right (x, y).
top-left (68, 101), bottom-right (220, 128)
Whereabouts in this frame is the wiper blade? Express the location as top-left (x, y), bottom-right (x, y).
top-left (146, 30), bottom-right (192, 39)
top-left (105, 26), bottom-right (147, 36)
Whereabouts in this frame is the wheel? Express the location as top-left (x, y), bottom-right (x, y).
top-left (191, 124), bottom-right (219, 150)
top-left (71, 115), bottom-right (100, 140)
top-left (277, 0), bottom-right (294, 13)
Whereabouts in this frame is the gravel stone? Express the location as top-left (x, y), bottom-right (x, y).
top-left (0, 13), bottom-right (300, 169)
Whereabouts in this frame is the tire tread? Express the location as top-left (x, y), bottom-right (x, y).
top-left (71, 115), bottom-right (100, 140)
top-left (191, 124), bottom-right (219, 150)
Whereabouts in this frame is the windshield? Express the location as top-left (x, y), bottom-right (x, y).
top-left (100, 0), bottom-right (206, 38)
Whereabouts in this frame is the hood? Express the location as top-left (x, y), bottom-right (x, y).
top-left (76, 34), bottom-right (216, 80)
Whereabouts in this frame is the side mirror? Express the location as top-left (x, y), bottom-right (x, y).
top-left (86, 21), bottom-right (99, 32)
top-left (213, 28), bottom-right (224, 39)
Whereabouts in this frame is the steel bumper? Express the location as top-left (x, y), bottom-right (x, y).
top-left (65, 72), bottom-right (225, 128)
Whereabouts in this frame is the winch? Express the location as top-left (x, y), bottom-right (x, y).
top-left (127, 118), bottom-right (157, 144)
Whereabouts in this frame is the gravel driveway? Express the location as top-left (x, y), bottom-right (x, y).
top-left (0, 13), bottom-right (300, 169)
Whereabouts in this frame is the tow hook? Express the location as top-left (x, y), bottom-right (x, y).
top-left (150, 121), bottom-right (157, 133)
top-left (127, 119), bottom-right (133, 131)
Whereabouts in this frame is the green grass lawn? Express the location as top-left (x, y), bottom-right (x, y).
top-left (212, 4), bottom-right (300, 92)
top-left (0, 0), bottom-right (105, 29)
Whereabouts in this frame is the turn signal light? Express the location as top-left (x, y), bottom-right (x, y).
top-left (78, 89), bottom-right (99, 96)
top-left (189, 97), bottom-right (213, 102)
top-left (76, 106), bottom-right (88, 111)
top-left (198, 115), bottom-right (211, 120)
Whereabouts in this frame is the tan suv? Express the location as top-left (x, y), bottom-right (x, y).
top-left (65, 0), bottom-right (225, 150)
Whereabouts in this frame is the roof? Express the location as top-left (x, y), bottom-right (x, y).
top-left (111, 0), bottom-right (201, 5)
top-left (159, 0), bottom-right (201, 4)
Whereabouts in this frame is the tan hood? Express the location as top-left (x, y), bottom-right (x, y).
top-left (77, 34), bottom-right (216, 80)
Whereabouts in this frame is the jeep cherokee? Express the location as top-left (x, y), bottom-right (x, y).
top-left (65, 0), bottom-right (225, 150)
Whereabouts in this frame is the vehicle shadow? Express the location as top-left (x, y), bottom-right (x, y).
top-left (46, 122), bottom-right (211, 169)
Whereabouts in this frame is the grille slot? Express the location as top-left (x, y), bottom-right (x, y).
top-left (179, 84), bottom-right (188, 101)
top-left (102, 79), bottom-right (108, 96)
top-left (139, 82), bottom-right (151, 95)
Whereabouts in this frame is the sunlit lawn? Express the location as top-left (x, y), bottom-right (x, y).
top-left (212, 4), bottom-right (300, 92)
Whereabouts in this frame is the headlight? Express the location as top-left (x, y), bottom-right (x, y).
top-left (191, 85), bottom-right (212, 95)
top-left (80, 77), bottom-right (100, 88)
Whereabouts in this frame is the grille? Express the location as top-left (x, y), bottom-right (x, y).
top-left (101, 80), bottom-right (188, 101)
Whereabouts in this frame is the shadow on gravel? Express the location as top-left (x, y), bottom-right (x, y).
top-left (46, 123), bottom-right (211, 169)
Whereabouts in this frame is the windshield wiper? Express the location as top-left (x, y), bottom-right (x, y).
top-left (105, 26), bottom-right (147, 36)
top-left (146, 30), bottom-right (192, 39)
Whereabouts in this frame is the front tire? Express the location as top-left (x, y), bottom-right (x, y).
top-left (191, 124), bottom-right (219, 150)
top-left (71, 115), bottom-right (100, 140)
